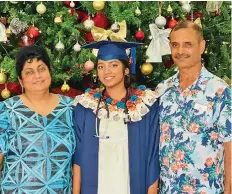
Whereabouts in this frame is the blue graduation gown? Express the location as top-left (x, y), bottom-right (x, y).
top-left (73, 101), bottom-right (160, 194)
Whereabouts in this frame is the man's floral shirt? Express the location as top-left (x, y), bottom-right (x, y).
top-left (155, 66), bottom-right (231, 194)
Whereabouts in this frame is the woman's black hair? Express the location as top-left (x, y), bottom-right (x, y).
top-left (16, 46), bottom-right (51, 78)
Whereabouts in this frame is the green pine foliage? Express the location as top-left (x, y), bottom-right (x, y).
top-left (0, 1), bottom-right (231, 91)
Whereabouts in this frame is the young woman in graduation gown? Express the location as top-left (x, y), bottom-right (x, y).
top-left (72, 40), bottom-right (160, 194)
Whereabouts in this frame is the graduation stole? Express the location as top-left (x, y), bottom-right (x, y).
top-left (73, 85), bottom-right (158, 122)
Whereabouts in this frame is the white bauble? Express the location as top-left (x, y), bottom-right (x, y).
top-left (182, 3), bottom-right (191, 13)
top-left (155, 15), bottom-right (167, 28)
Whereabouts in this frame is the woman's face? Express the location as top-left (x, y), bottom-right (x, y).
top-left (19, 58), bottom-right (51, 93)
top-left (97, 59), bottom-right (129, 89)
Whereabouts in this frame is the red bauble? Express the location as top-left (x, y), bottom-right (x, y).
top-left (164, 59), bottom-right (174, 69)
top-left (7, 82), bottom-right (21, 94)
top-left (168, 18), bottom-right (178, 29)
top-left (27, 26), bottom-right (40, 38)
top-left (76, 10), bottom-right (88, 21)
top-left (84, 32), bottom-right (94, 43)
top-left (194, 11), bottom-right (203, 20)
top-left (135, 28), bottom-right (145, 41)
top-left (18, 35), bottom-right (35, 47)
top-left (93, 12), bottom-right (108, 29)
top-left (69, 8), bottom-right (76, 16)
top-left (63, 1), bottom-right (71, 6)
top-left (185, 14), bottom-right (191, 21)
top-left (215, 10), bottom-right (221, 16)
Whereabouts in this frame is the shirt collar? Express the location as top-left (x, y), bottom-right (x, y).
top-left (172, 66), bottom-right (213, 92)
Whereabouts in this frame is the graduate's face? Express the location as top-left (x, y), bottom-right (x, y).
top-left (97, 59), bottom-right (129, 89)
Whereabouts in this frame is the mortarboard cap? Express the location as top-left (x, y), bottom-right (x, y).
top-left (82, 40), bottom-right (143, 61)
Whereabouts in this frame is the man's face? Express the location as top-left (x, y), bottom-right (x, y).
top-left (169, 28), bottom-right (205, 70)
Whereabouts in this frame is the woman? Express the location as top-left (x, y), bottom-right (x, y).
top-left (0, 46), bottom-right (76, 194)
top-left (72, 40), bottom-right (160, 194)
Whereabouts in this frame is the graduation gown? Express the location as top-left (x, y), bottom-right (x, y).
top-left (72, 87), bottom-right (160, 194)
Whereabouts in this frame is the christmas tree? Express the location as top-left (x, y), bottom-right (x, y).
top-left (0, 1), bottom-right (231, 100)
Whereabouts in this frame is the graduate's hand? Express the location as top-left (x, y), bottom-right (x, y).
top-left (148, 180), bottom-right (159, 194)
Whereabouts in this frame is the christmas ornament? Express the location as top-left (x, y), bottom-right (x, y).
top-left (54, 16), bottom-right (62, 24)
top-left (0, 17), bottom-right (7, 25)
top-left (93, 12), bottom-right (108, 29)
top-left (155, 15), bottom-right (167, 28)
top-left (91, 20), bottom-right (127, 42)
top-left (167, 4), bottom-right (173, 13)
top-left (135, 7), bottom-right (141, 16)
top-left (84, 32), bottom-right (94, 43)
top-left (182, 3), bottom-right (191, 13)
top-left (6, 28), bottom-right (12, 37)
top-left (93, 1), bottom-right (105, 11)
top-left (61, 81), bottom-right (70, 93)
top-left (27, 25), bottom-right (40, 38)
top-left (73, 41), bottom-right (81, 52)
top-left (1, 87), bottom-right (10, 99)
top-left (0, 69), bottom-right (7, 84)
top-left (55, 40), bottom-right (65, 51)
top-left (84, 60), bottom-right (95, 72)
top-left (215, 10), bottom-right (221, 16)
top-left (0, 22), bottom-right (7, 42)
top-left (194, 18), bottom-right (202, 28)
top-left (7, 82), bottom-right (21, 95)
top-left (83, 17), bottom-right (95, 31)
top-left (146, 24), bottom-right (171, 63)
top-left (164, 59), bottom-right (174, 69)
top-left (135, 28), bottom-right (145, 41)
top-left (194, 11), bottom-right (203, 20)
top-left (179, 1), bottom-right (191, 5)
top-left (168, 17), bottom-right (178, 29)
top-left (111, 22), bottom-right (120, 33)
top-left (63, 1), bottom-right (71, 6)
top-left (36, 2), bottom-right (46, 15)
top-left (141, 63), bottom-right (153, 75)
top-left (68, 8), bottom-right (76, 16)
top-left (70, 1), bottom-right (75, 8)
top-left (18, 35), bottom-right (35, 47)
top-left (76, 10), bottom-right (88, 21)
top-left (9, 18), bottom-right (28, 35)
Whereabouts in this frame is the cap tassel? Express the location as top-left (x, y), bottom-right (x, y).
top-left (131, 47), bottom-right (136, 74)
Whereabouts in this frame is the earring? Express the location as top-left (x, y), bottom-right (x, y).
top-left (21, 86), bottom-right (24, 94)
top-left (91, 73), bottom-right (99, 88)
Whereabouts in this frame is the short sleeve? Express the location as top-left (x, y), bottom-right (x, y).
top-left (217, 87), bottom-right (231, 142)
top-left (147, 101), bottom-right (160, 187)
top-left (72, 104), bottom-right (84, 166)
top-left (0, 102), bottom-right (9, 154)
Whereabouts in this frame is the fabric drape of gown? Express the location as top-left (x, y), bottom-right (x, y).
top-left (98, 119), bottom-right (130, 194)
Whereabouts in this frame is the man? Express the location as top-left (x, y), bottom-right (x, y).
top-left (155, 21), bottom-right (231, 193)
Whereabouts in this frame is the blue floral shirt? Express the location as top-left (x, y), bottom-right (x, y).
top-left (155, 66), bottom-right (231, 194)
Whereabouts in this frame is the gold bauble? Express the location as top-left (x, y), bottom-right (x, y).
top-left (141, 63), bottom-right (153, 75)
top-left (1, 88), bottom-right (10, 99)
top-left (0, 72), bottom-right (7, 84)
top-left (6, 28), bottom-right (12, 37)
top-left (93, 1), bottom-right (105, 11)
top-left (54, 16), bottom-right (62, 24)
top-left (61, 81), bottom-right (70, 93)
